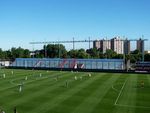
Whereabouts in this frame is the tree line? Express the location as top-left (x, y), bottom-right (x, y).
top-left (0, 44), bottom-right (150, 63)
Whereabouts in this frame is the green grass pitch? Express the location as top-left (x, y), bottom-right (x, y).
top-left (0, 69), bottom-right (150, 113)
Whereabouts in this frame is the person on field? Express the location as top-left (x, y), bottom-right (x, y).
top-left (3, 74), bottom-right (5, 78)
top-left (19, 82), bottom-right (23, 92)
top-left (88, 73), bottom-right (91, 77)
top-left (14, 106), bottom-right (17, 113)
top-left (141, 80), bottom-right (144, 88)
top-left (74, 76), bottom-right (77, 80)
top-left (12, 71), bottom-right (14, 75)
top-left (1, 109), bottom-right (5, 113)
top-left (19, 85), bottom-right (22, 92)
top-left (65, 80), bottom-right (69, 88)
top-left (80, 76), bottom-right (82, 80)
top-left (40, 73), bottom-right (42, 77)
top-left (25, 76), bottom-right (28, 80)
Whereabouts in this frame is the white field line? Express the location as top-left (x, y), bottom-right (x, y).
top-left (112, 85), bottom-right (119, 92)
top-left (115, 103), bottom-right (150, 109)
top-left (10, 79), bottom-right (19, 85)
top-left (114, 77), bottom-right (150, 109)
top-left (114, 79), bottom-right (127, 105)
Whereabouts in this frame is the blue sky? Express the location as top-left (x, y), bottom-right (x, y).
top-left (0, 0), bottom-right (150, 50)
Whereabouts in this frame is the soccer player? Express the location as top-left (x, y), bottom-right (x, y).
top-left (25, 76), bottom-right (28, 80)
top-left (1, 109), bottom-right (5, 113)
top-left (65, 80), bottom-right (69, 88)
top-left (80, 76), bottom-right (82, 80)
top-left (55, 76), bottom-right (58, 81)
top-left (19, 85), bottom-right (22, 92)
top-left (11, 71), bottom-right (14, 75)
top-left (74, 76), bottom-right (77, 80)
top-left (19, 82), bottom-right (23, 92)
top-left (3, 74), bottom-right (5, 78)
top-left (55, 77), bottom-right (58, 81)
top-left (14, 106), bottom-right (17, 113)
top-left (141, 80), bottom-right (144, 88)
top-left (40, 73), bottom-right (42, 77)
top-left (88, 73), bottom-right (91, 77)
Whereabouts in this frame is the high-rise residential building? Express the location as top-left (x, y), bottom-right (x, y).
top-left (93, 37), bottom-right (127, 54)
top-left (101, 39), bottom-right (111, 53)
top-left (137, 38), bottom-right (144, 53)
top-left (111, 37), bottom-right (124, 54)
top-left (93, 40), bottom-right (101, 49)
top-left (93, 39), bottom-right (111, 53)
top-left (124, 39), bottom-right (130, 54)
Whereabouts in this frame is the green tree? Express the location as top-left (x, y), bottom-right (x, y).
top-left (0, 48), bottom-right (5, 59)
top-left (114, 54), bottom-right (124, 59)
top-left (144, 53), bottom-right (150, 61)
top-left (10, 47), bottom-right (30, 59)
top-left (130, 49), bottom-right (142, 63)
top-left (77, 49), bottom-right (89, 58)
top-left (67, 49), bottom-right (78, 58)
top-left (44, 44), bottom-right (67, 58)
top-left (23, 49), bottom-right (30, 58)
top-left (5, 50), bottom-right (12, 59)
top-left (104, 49), bottom-right (117, 59)
top-left (86, 48), bottom-right (99, 58)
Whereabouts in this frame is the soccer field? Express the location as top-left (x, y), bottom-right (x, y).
top-left (0, 69), bottom-right (150, 113)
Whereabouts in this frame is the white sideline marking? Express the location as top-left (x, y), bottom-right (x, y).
top-left (114, 78), bottom-right (150, 109)
top-left (114, 79), bottom-right (127, 105)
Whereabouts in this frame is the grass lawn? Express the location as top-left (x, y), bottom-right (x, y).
top-left (0, 69), bottom-right (150, 113)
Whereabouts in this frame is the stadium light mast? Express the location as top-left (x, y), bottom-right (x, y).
top-left (89, 37), bottom-right (91, 49)
top-left (141, 35), bottom-right (145, 62)
top-left (44, 44), bottom-right (47, 58)
top-left (32, 42), bottom-right (35, 58)
top-left (58, 41), bottom-right (61, 58)
top-left (73, 37), bottom-right (75, 50)
top-left (29, 38), bottom-right (148, 61)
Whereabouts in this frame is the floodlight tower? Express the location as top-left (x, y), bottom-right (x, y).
top-left (58, 42), bottom-right (61, 58)
top-left (89, 37), bottom-right (91, 49)
top-left (44, 42), bottom-right (47, 58)
top-left (73, 37), bottom-right (75, 50)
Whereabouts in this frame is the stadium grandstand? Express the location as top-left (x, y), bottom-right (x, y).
top-left (135, 62), bottom-right (150, 72)
top-left (10, 58), bottom-right (125, 70)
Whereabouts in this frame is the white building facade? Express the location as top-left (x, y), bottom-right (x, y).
top-left (111, 37), bottom-right (124, 54)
